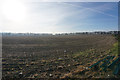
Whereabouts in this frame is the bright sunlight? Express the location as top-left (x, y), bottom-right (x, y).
top-left (1, 0), bottom-right (27, 22)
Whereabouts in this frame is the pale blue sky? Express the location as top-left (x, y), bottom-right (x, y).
top-left (0, 0), bottom-right (118, 33)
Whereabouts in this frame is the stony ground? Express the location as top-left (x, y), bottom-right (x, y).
top-left (2, 34), bottom-right (117, 79)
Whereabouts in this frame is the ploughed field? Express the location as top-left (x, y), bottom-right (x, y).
top-left (2, 34), bottom-right (116, 78)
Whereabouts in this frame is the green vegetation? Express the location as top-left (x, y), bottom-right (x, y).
top-left (110, 42), bottom-right (118, 56)
top-left (109, 34), bottom-right (120, 56)
top-left (72, 49), bottom-right (95, 58)
top-left (72, 52), bottom-right (84, 58)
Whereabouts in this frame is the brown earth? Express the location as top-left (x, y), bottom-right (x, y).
top-left (2, 34), bottom-right (117, 78)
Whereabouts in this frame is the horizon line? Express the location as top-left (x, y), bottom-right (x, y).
top-left (1, 30), bottom-right (119, 34)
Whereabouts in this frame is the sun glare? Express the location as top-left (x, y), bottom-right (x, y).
top-left (1, 0), bottom-right (27, 22)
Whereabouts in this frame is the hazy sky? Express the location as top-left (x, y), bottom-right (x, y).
top-left (0, 0), bottom-right (118, 33)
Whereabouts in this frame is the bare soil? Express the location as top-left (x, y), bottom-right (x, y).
top-left (2, 34), bottom-right (116, 78)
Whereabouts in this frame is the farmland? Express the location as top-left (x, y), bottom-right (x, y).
top-left (2, 34), bottom-right (118, 79)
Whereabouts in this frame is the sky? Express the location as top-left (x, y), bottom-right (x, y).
top-left (0, 0), bottom-right (118, 33)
